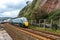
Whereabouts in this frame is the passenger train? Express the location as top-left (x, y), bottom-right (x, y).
top-left (4, 17), bottom-right (29, 28)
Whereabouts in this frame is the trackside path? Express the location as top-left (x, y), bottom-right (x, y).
top-left (0, 24), bottom-right (13, 40)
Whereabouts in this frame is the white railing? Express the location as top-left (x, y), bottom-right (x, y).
top-left (28, 19), bottom-right (60, 30)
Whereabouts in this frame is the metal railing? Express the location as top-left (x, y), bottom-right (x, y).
top-left (28, 19), bottom-right (60, 30)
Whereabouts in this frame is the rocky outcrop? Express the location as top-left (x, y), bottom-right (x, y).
top-left (18, 0), bottom-right (60, 20)
top-left (41, 0), bottom-right (59, 13)
top-left (56, 0), bottom-right (60, 9)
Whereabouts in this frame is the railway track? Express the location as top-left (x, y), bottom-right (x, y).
top-left (2, 23), bottom-right (60, 40)
top-left (20, 28), bottom-right (60, 40)
top-left (13, 25), bottom-right (60, 40)
top-left (2, 23), bottom-right (51, 40)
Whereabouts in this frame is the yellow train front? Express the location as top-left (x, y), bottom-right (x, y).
top-left (10, 17), bottom-right (29, 28)
top-left (24, 21), bottom-right (29, 28)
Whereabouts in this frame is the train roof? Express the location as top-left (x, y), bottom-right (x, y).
top-left (12, 17), bottom-right (27, 20)
top-left (16, 17), bottom-right (26, 19)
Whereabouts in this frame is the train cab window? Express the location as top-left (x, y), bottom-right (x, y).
top-left (23, 18), bottom-right (28, 22)
top-left (20, 19), bottom-right (23, 23)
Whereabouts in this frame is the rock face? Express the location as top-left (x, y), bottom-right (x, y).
top-left (41, 0), bottom-right (59, 13)
top-left (18, 0), bottom-right (60, 19)
top-left (56, 0), bottom-right (60, 9)
top-left (34, 0), bottom-right (60, 13)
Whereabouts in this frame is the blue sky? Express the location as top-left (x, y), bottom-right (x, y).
top-left (0, 0), bottom-right (32, 17)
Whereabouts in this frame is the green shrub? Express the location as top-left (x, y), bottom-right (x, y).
top-left (48, 9), bottom-right (60, 20)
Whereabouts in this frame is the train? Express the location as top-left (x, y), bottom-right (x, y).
top-left (4, 17), bottom-right (29, 28)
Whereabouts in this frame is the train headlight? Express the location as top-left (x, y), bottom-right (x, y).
top-left (24, 22), bottom-right (28, 27)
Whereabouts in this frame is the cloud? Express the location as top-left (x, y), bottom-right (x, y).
top-left (0, 0), bottom-right (33, 17)
top-left (0, 0), bottom-right (26, 13)
top-left (0, 10), bottom-right (20, 17)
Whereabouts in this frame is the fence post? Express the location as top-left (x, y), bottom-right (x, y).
top-left (44, 19), bottom-right (46, 30)
top-left (59, 19), bottom-right (60, 27)
top-left (39, 20), bottom-right (40, 27)
top-left (50, 19), bottom-right (53, 29)
top-left (35, 20), bottom-right (36, 25)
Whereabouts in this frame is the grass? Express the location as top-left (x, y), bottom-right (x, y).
top-left (28, 25), bottom-right (60, 35)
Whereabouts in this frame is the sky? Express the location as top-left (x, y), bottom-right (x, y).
top-left (0, 0), bottom-right (32, 17)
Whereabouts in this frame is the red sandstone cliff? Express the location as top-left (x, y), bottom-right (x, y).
top-left (39, 0), bottom-right (60, 13)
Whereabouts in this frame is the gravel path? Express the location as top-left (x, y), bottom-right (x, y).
top-left (0, 27), bottom-right (13, 40)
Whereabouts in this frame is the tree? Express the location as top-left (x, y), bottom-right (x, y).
top-left (32, 7), bottom-right (48, 23)
top-left (26, 1), bottom-right (31, 5)
top-left (48, 9), bottom-right (60, 20)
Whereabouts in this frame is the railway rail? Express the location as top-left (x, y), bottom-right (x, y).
top-left (1, 23), bottom-right (60, 40)
top-left (20, 28), bottom-right (60, 40)
top-left (4, 23), bottom-right (51, 40)
top-left (13, 25), bottom-right (60, 40)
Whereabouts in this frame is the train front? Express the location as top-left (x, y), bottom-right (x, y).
top-left (22, 17), bottom-right (29, 28)
top-left (24, 21), bottom-right (28, 27)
